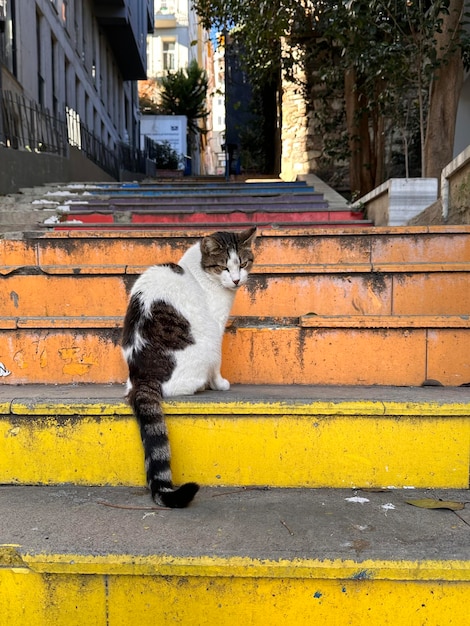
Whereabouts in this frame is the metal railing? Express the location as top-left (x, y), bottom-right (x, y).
top-left (0, 90), bottom-right (68, 156)
top-left (66, 107), bottom-right (120, 178)
top-left (0, 90), bottom-right (148, 179)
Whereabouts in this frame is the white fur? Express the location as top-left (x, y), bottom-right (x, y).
top-left (128, 242), bottom-right (244, 397)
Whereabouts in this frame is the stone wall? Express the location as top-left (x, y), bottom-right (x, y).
top-left (280, 47), bottom-right (321, 182)
top-left (279, 48), bottom-right (343, 187)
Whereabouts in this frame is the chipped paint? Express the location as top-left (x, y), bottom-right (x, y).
top-left (0, 405), bottom-right (468, 488)
top-left (13, 350), bottom-right (27, 369)
top-left (59, 347), bottom-right (98, 376)
top-left (1, 552), bottom-right (470, 625)
top-left (351, 569), bottom-right (374, 580)
top-left (9, 291), bottom-right (19, 308)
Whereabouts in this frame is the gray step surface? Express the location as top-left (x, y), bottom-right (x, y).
top-left (0, 485), bottom-right (469, 566)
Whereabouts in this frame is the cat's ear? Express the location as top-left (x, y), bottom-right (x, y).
top-left (201, 234), bottom-right (223, 255)
top-left (238, 226), bottom-right (257, 247)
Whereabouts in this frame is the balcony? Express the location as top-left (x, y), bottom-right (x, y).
top-left (155, 1), bottom-right (177, 28)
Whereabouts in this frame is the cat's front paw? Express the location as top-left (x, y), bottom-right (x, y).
top-left (210, 376), bottom-right (230, 391)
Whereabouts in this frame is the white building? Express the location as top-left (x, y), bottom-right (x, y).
top-left (144, 1), bottom-right (225, 175)
top-left (148, 0), bottom-right (195, 76)
top-left (210, 37), bottom-right (226, 175)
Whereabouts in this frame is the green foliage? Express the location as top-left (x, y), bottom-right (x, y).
top-left (193, 0), bottom-right (470, 187)
top-left (158, 60), bottom-right (209, 137)
top-left (150, 140), bottom-right (181, 170)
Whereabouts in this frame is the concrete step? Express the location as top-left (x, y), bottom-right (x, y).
top-left (1, 266), bottom-right (469, 318)
top-left (53, 193), bottom-right (329, 209)
top-left (2, 225), bottom-right (469, 266)
top-left (56, 192), bottom-right (327, 205)
top-left (0, 316), bottom-right (468, 385)
top-left (0, 384), bottom-right (468, 488)
top-left (44, 179), bottom-right (312, 195)
top-left (89, 179), bottom-right (310, 188)
top-left (49, 219), bottom-right (374, 230)
top-left (1, 226), bottom-right (469, 385)
top-left (0, 484), bottom-right (469, 625)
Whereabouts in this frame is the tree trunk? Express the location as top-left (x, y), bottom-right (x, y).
top-left (423, 0), bottom-right (464, 179)
top-left (344, 68), bottom-right (374, 196)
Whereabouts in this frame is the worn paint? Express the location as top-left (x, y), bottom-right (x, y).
top-left (0, 554), bottom-right (469, 625)
top-left (2, 265), bottom-right (469, 318)
top-left (0, 404), bottom-right (468, 488)
top-left (0, 227), bottom-right (468, 385)
top-left (58, 347), bottom-right (98, 376)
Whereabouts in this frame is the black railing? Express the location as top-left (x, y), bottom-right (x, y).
top-left (66, 107), bottom-right (120, 179)
top-left (0, 90), bottom-right (68, 156)
top-left (117, 141), bottom-right (147, 175)
top-left (0, 90), bottom-right (149, 179)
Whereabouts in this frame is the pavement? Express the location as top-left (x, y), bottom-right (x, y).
top-left (0, 485), bottom-right (469, 568)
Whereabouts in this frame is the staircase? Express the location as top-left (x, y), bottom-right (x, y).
top-left (0, 180), bottom-right (469, 625)
top-left (37, 179), bottom-right (372, 230)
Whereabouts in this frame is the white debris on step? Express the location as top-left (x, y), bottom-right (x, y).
top-left (43, 215), bottom-right (61, 224)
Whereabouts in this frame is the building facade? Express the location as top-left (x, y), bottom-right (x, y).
top-left (144, 0), bottom-right (216, 174)
top-left (0, 0), bottom-right (153, 167)
top-left (147, 0), bottom-right (198, 77)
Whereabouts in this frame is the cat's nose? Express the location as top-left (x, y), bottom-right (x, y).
top-left (233, 278), bottom-right (240, 285)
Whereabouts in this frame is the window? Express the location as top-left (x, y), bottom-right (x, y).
top-left (157, 1), bottom-right (176, 14)
top-left (162, 41), bottom-right (175, 71)
top-left (1, 0), bottom-right (17, 77)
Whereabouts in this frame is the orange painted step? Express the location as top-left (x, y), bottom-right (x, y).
top-left (1, 226), bottom-right (469, 386)
top-left (1, 270), bottom-right (469, 318)
top-left (0, 318), bottom-right (468, 386)
top-left (2, 226), bottom-right (470, 270)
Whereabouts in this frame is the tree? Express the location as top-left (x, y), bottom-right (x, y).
top-left (194, 0), bottom-right (470, 196)
top-left (158, 59), bottom-right (209, 147)
top-left (424, 0), bottom-right (466, 178)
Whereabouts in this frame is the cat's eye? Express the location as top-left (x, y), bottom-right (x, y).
top-left (240, 260), bottom-right (249, 268)
top-left (208, 264), bottom-right (227, 271)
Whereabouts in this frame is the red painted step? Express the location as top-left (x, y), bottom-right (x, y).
top-left (52, 219), bottom-right (373, 231)
top-left (57, 209), bottom-right (365, 226)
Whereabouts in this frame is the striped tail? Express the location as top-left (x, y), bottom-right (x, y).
top-left (127, 381), bottom-right (199, 508)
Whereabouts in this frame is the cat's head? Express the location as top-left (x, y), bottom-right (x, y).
top-left (200, 227), bottom-right (256, 290)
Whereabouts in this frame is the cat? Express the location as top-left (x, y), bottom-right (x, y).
top-left (122, 227), bottom-right (256, 508)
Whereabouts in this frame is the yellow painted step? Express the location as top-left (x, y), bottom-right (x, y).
top-left (0, 318), bottom-right (468, 385)
top-left (0, 385), bottom-right (469, 488)
top-left (0, 485), bottom-right (469, 625)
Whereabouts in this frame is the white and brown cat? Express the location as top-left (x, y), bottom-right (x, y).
top-left (122, 227), bottom-right (256, 507)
